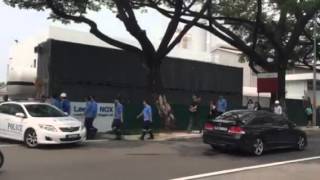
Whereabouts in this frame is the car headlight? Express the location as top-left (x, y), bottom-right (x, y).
top-left (39, 124), bottom-right (57, 132)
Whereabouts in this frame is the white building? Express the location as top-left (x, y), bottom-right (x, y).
top-left (286, 73), bottom-right (320, 104)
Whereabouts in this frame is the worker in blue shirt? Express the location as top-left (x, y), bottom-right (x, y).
top-left (60, 92), bottom-right (71, 115)
top-left (137, 100), bottom-right (154, 140)
top-left (112, 97), bottom-right (124, 140)
top-left (51, 94), bottom-right (61, 109)
top-left (84, 96), bottom-right (98, 131)
top-left (216, 96), bottom-right (228, 115)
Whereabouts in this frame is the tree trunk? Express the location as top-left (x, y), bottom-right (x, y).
top-left (146, 60), bottom-right (175, 130)
top-left (147, 63), bottom-right (163, 95)
top-left (276, 62), bottom-right (288, 117)
top-left (269, 67), bottom-right (286, 109)
top-left (277, 67), bottom-right (286, 102)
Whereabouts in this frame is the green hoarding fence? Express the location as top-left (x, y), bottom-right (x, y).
top-left (122, 104), bottom-right (210, 132)
top-left (121, 99), bottom-right (317, 133)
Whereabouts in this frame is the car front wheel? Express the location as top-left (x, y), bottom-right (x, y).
top-left (24, 129), bottom-right (38, 148)
top-left (252, 138), bottom-right (264, 156)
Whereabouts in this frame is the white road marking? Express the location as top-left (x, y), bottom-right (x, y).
top-left (170, 156), bottom-right (320, 180)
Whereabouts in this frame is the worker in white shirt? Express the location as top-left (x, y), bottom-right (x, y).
top-left (273, 100), bottom-right (283, 115)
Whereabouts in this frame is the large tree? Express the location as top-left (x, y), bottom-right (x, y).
top-left (3, 0), bottom-right (209, 94)
top-left (4, 0), bottom-right (211, 129)
top-left (148, 0), bottom-right (320, 103)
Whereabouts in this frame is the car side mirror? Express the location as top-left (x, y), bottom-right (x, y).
top-left (15, 112), bottom-right (26, 118)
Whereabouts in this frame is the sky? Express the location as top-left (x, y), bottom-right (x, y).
top-left (0, 1), bottom-right (169, 82)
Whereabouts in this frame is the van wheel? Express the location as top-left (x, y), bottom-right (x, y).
top-left (24, 129), bottom-right (38, 148)
top-left (252, 138), bottom-right (264, 156)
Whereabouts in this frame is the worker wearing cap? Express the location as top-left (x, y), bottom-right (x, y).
top-left (273, 100), bottom-right (283, 115)
top-left (60, 92), bottom-right (71, 115)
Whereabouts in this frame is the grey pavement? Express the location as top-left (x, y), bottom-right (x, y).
top-left (96, 127), bottom-right (320, 141)
top-left (0, 131), bottom-right (320, 180)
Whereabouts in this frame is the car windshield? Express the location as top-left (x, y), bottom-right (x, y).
top-left (215, 111), bottom-right (253, 124)
top-left (25, 104), bottom-right (66, 117)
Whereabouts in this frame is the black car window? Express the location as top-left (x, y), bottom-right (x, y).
top-left (215, 111), bottom-right (253, 124)
top-left (0, 104), bottom-right (11, 115)
top-left (272, 115), bottom-right (289, 128)
top-left (249, 116), bottom-right (274, 126)
top-left (25, 104), bottom-right (66, 117)
top-left (9, 104), bottom-right (26, 116)
top-left (241, 114), bottom-right (256, 124)
top-left (0, 104), bottom-right (25, 116)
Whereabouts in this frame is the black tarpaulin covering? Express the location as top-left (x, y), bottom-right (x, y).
top-left (37, 40), bottom-right (242, 107)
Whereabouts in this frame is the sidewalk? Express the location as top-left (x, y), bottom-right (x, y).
top-left (298, 126), bottom-right (320, 135)
top-left (95, 131), bottom-right (202, 141)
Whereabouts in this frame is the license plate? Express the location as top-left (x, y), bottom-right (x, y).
top-left (66, 134), bottom-right (80, 138)
top-left (214, 126), bottom-right (228, 131)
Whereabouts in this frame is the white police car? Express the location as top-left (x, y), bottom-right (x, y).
top-left (0, 102), bottom-right (86, 148)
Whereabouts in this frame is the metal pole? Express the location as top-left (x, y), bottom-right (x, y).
top-left (313, 15), bottom-right (317, 127)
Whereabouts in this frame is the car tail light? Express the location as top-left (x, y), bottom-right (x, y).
top-left (228, 126), bottom-right (245, 135)
top-left (204, 122), bottom-right (214, 131)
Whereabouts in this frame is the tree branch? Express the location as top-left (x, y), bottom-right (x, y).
top-left (114, 0), bottom-right (156, 58)
top-left (285, 9), bottom-right (317, 56)
top-left (157, 0), bottom-right (210, 60)
top-left (45, 0), bottom-right (141, 54)
top-left (155, 0), bottom-right (183, 56)
top-left (252, 0), bottom-right (262, 50)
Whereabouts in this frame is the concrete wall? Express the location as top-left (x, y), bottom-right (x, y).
top-left (286, 80), bottom-right (307, 100)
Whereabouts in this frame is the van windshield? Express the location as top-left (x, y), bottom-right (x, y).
top-left (25, 104), bottom-right (66, 117)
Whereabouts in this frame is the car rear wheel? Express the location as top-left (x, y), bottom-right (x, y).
top-left (252, 138), bottom-right (264, 156)
top-left (296, 135), bottom-right (306, 151)
top-left (24, 129), bottom-right (38, 148)
top-left (0, 150), bottom-right (4, 168)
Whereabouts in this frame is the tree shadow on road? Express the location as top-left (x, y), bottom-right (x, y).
top-left (0, 138), bottom-right (19, 145)
top-left (36, 140), bottom-right (148, 150)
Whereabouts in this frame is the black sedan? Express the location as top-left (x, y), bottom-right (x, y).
top-left (203, 110), bottom-right (307, 156)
